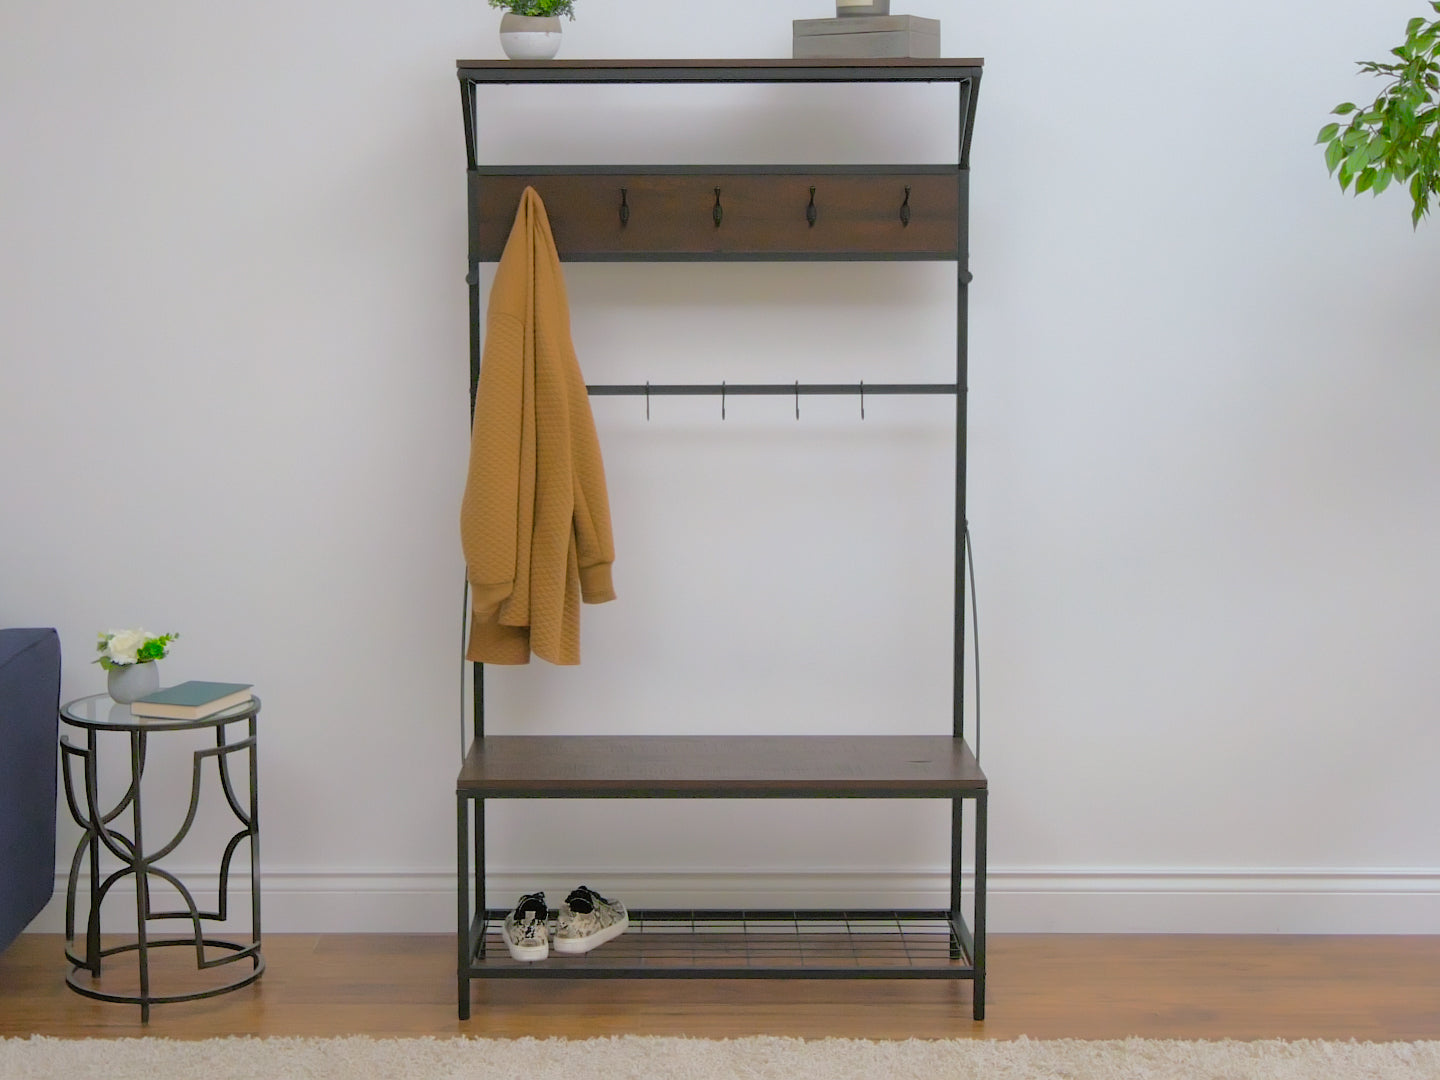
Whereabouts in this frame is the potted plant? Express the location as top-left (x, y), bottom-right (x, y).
top-left (95, 628), bottom-right (178, 704)
top-left (1317, 1), bottom-right (1440, 226)
top-left (490, 0), bottom-right (576, 61)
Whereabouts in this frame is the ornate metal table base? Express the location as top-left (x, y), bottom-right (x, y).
top-left (59, 694), bottom-right (263, 1022)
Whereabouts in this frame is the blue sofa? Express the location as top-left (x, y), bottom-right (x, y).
top-left (0, 628), bottom-right (60, 953)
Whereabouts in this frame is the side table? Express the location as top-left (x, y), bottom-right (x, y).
top-left (59, 693), bottom-right (263, 1021)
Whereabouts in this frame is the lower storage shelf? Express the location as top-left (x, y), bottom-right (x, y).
top-left (466, 908), bottom-right (979, 979)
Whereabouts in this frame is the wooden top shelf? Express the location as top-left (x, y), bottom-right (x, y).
top-left (456, 58), bottom-right (984, 84)
top-left (457, 735), bottom-right (986, 798)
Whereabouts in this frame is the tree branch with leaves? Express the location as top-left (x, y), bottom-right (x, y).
top-left (1317, 1), bottom-right (1440, 227)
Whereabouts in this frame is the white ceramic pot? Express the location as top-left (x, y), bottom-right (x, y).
top-left (499, 13), bottom-right (563, 60)
top-left (107, 661), bottom-right (160, 705)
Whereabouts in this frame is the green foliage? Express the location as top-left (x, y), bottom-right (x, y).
top-left (488, 0), bottom-right (576, 19)
top-left (94, 630), bottom-right (179, 670)
top-left (1318, 1), bottom-right (1440, 227)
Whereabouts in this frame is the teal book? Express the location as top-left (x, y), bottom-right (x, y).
top-left (130, 680), bottom-right (254, 720)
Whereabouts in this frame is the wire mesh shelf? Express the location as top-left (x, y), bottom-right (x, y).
top-left (469, 909), bottom-right (976, 979)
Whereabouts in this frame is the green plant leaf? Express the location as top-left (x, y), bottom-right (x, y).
top-left (1356, 167), bottom-right (1376, 192)
top-left (1374, 168), bottom-right (1394, 194)
top-left (1326, 138), bottom-right (1346, 174)
top-left (1316, 122), bottom-right (1340, 143)
top-left (1333, 102), bottom-right (1358, 115)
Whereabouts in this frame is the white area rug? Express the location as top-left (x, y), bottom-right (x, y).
top-left (2, 1035), bottom-right (1439, 1079)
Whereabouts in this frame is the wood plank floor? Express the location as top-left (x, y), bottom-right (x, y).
top-left (2, 934), bottom-right (1438, 1041)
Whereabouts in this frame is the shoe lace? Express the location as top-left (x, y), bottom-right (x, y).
top-left (514, 891), bottom-right (548, 923)
top-left (564, 885), bottom-right (611, 915)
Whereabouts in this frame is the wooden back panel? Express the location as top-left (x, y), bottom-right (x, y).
top-left (469, 169), bottom-right (963, 261)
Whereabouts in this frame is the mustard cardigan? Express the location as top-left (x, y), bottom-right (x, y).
top-left (460, 187), bottom-right (615, 665)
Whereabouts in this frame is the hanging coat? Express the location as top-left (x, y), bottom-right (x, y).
top-left (460, 186), bottom-right (616, 665)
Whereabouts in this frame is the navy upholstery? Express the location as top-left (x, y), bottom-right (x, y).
top-left (0, 628), bottom-right (60, 953)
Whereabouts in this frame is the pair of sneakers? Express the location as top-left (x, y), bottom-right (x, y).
top-left (503, 885), bottom-right (628, 962)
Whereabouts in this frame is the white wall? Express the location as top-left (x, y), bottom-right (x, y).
top-left (3, 0), bottom-right (1438, 935)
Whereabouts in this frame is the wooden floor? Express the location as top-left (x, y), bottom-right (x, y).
top-left (2, 933), bottom-right (1438, 1041)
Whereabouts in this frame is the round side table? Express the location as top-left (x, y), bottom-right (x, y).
top-left (59, 693), bottom-right (263, 1021)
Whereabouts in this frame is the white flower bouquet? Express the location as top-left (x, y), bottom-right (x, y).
top-left (95, 628), bottom-right (178, 670)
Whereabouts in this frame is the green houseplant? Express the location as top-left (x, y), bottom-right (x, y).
top-left (1317, 1), bottom-right (1440, 226)
top-left (95, 628), bottom-right (179, 704)
top-left (488, 0), bottom-right (575, 16)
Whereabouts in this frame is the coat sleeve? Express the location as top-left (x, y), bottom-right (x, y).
top-left (460, 308), bottom-right (527, 617)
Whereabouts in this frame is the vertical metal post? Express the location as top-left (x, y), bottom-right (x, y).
top-left (85, 731), bottom-right (101, 974)
top-left (248, 715), bottom-right (262, 961)
top-left (457, 792), bottom-right (471, 1021)
top-left (950, 798), bottom-right (964, 959)
top-left (973, 790), bottom-right (987, 1021)
top-left (130, 731), bottom-right (150, 1022)
top-left (474, 799), bottom-right (486, 955)
top-left (953, 85), bottom-right (971, 746)
top-left (953, 258), bottom-right (969, 741)
top-left (950, 77), bottom-right (973, 972)
top-left (472, 663), bottom-right (484, 743)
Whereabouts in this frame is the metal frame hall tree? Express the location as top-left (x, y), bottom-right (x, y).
top-left (455, 58), bottom-right (987, 1021)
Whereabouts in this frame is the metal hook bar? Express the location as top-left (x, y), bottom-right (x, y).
top-left (721, 380), bottom-right (726, 420)
top-left (620, 188), bottom-right (630, 227)
top-left (901, 185), bottom-right (912, 227)
top-left (806, 187), bottom-right (817, 228)
top-left (644, 379), bottom-right (650, 420)
top-left (795, 380), bottom-right (800, 420)
top-left (713, 188), bottom-right (723, 228)
top-left (860, 380), bottom-right (865, 420)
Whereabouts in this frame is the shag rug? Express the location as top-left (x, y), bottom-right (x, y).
top-left (2, 1035), bottom-right (1439, 1080)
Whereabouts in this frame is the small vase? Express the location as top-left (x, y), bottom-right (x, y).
top-left (107, 661), bottom-right (160, 705)
top-left (499, 13), bottom-right (563, 60)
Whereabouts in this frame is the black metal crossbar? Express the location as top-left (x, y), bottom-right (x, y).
top-left (587, 382), bottom-right (957, 397)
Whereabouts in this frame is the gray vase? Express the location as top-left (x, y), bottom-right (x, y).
top-left (107, 661), bottom-right (160, 705)
top-left (499, 13), bottom-right (563, 60)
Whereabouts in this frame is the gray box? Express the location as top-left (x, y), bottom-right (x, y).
top-left (793, 14), bottom-right (941, 59)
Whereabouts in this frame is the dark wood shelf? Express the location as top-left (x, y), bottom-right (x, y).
top-left (456, 58), bottom-right (984, 84)
top-left (457, 735), bottom-right (985, 799)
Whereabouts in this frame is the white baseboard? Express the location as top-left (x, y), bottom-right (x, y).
top-left (26, 867), bottom-right (1440, 935)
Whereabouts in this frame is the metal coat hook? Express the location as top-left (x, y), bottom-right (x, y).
top-left (721, 380), bottom-right (726, 420)
top-left (860, 380), bottom-right (865, 420)
top-left (900, 185), bottom-right (912, 227)
top-left (644, 379), bottom-right (650, 420)
top-left (713, 188), bottom-right (724, 227)
top-left (620, 188), bottom-right (630, 226)
top-left (794, 380), bottom-right (800, 420)
top-left (806, 187), bottom-right (817, 227)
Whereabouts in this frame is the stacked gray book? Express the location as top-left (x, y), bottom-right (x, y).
top-left (792, 14), bottom-right (941, 59)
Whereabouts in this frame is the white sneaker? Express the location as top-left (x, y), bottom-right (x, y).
top-left (554, 885), bottom-right (628, 955)
top-left (503, 891), bottom-right (550, 962)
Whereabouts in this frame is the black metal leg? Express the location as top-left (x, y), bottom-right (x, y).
top-left (85, 732), bottom-right (101, 974)
top-left (973, 791), bottom-right (987, 1021)
top-left (950, 797), bottom-right (964, 959)
top-left (130, 732), bottom-right (151, 1023)
top-left (247, 716), bottom-right (262, 966)
top-left (457, 792), bottom-right (471, 1020)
